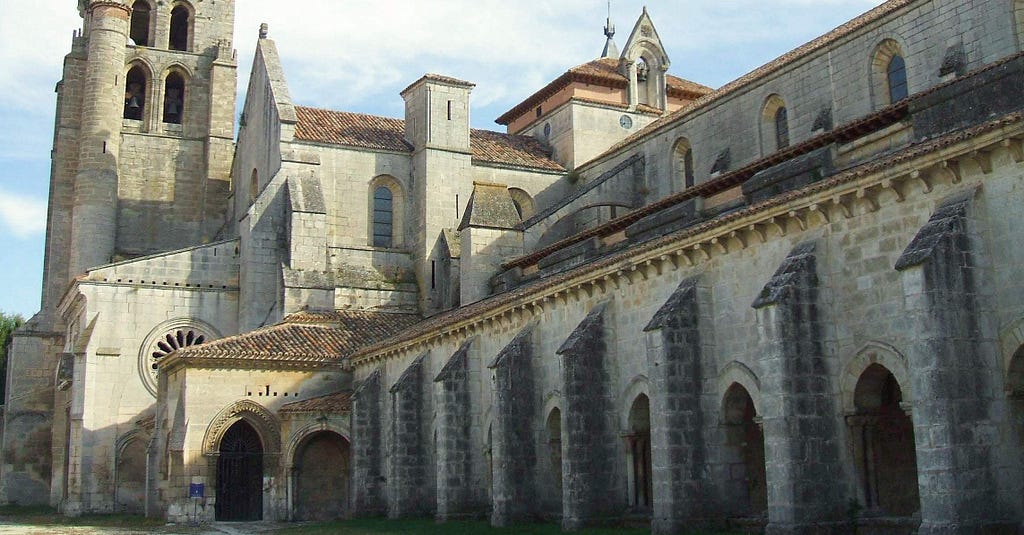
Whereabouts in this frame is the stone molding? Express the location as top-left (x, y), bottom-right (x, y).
top-left (201, 399), bottom-right (282, 456)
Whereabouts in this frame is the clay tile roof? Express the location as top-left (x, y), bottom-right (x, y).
top-left (294, 106), bottom-right (411, 152)
top-left (470, 129), bottom-right (564, 171)
top-left (496, 58), bottom-right (712, 125)
top-left (173, 310), bottom-right (421, 364)
top-left (401, 73), bottom-right (476, 96)
top-left (294, 106), bottom-right (563, 171)
top-left (279, 391), bottom-right (354, 413)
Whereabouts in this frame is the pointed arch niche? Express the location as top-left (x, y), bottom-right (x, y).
top-left (202, 400), bottom-right (281, 458)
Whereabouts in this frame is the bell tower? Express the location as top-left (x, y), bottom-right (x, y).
top-left (44, 0), bottom-right (237, 312)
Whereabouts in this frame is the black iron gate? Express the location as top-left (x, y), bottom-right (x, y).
top-left (216, 420), bottom-right (264, 521)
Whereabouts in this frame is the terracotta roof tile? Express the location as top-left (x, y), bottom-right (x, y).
top-left (279, 391), bottom-right (354, 413)
top-left (172, 310), bottom-right (421, 364)
top-left (470, 129), bottom-right (564, 171)
top-left (294, 106), bottom-right (562, 171)
top-left (294, 106), bottom-right (412, 152)
top-left (400, 74), bottom-right (476, 96)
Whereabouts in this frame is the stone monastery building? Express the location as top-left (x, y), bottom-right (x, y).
top-left (4, 0), bottom-right (1024, 532)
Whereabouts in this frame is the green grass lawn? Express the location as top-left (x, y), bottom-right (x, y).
top-left (276, 519), bottom-right (650, 535)
top-left (276, 518), bottom-right (744, 534)
top-left (0, 505), bottom-right (169, 529)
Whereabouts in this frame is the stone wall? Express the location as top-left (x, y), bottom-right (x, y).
top-left (348, 120), bottom-right (1024, 530)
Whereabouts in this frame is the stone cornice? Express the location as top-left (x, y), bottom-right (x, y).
top-left (348, 114), bottom-right (1024, 368)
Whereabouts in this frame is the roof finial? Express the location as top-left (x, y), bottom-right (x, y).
top-left (259, 23), bottom-right (269, 39)
top-left (601, 0), bottom-right (619, 58)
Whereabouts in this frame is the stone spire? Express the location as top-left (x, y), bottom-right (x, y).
top-left (601, 0), bottom-right (619, 58)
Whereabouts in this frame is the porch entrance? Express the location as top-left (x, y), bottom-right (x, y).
top-left (216, 420), bottom-right (264, 521)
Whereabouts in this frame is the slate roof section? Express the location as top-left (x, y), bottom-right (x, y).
top-left (279, 391), bottom-right (354, 413)
top-left (172, 310), bottom-right (421, 364)
top-left (293, 106), bottom-right (563, 171)
top-left (496, 58), bottom-right (713, 125)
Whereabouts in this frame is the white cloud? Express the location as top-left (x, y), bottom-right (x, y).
top-left (0, 188), bottom-right (47, 239)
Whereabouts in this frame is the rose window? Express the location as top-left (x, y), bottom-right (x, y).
top-left (150, 330), bottom-right (206, 370)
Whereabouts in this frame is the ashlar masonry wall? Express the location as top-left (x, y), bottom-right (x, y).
top-left (347, 128), bottom-right (1024, 532)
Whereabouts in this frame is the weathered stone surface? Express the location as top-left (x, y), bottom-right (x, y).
top-left (351, 370), bottom-right (386, 517)
top-left (754, 242), bottom-right (846, 534)
top-left (644, 277), bottom-right (714, 533)
top-left (434, 340), bottom-right (475, 520)
top-left (487, 327), bottom-right (538, 526)
top-left (897, 190), bottom-right (1017, 533)
top-left (388, 354), bottom-right (429, 518)
top-left (558, 302), bottom-right (617, 530)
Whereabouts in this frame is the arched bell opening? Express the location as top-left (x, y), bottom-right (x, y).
top-left (123, 65), bottom-right (148, 121)
top-left (721, 383), bottom-right (767, 517)
top-left (847, 363), bottom-right (920, 517)
top-left (216, 420), bottom-right (264, 521)
top-left (162, 71), bottom-right (186, 125)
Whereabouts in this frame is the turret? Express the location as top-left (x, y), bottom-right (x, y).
top-left (401, 75), bottom-right (476, 315)
top-left (68, 0), bottom-right (131, 277)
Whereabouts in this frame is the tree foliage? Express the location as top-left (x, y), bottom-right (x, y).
top-left (0, 312), bottom-right (25, 401)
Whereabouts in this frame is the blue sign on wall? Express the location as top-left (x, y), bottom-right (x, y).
top-left (189, 483), bottom-right (205, 498)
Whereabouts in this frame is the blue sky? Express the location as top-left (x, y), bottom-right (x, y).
top-left (0, 0), bottom-right (884, 318)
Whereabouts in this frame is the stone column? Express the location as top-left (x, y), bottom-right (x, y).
top-left (643, 277), bottom-right (715, 533)
top-left (895, 190), bottom-right (1015, 532)
top-left (388, 355), bottom-right (428, 518)
top-left (487, 327), bottom-right (537, 527)
top-left (558, 302), bottom-right (617, 530)
top-left (434, 340), bottom-right (474, 520)
top-left (752, 242), bottom-right (845, 534)
top-left (350, 370), bottom-right (385, 517)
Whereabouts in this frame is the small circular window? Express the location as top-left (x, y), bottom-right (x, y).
top-left (150, 330), bottom-right (206, 370)
top-left (138, 321), bottom-right (218, 396)
top-left (619, 115), bottom-right (633, 129)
